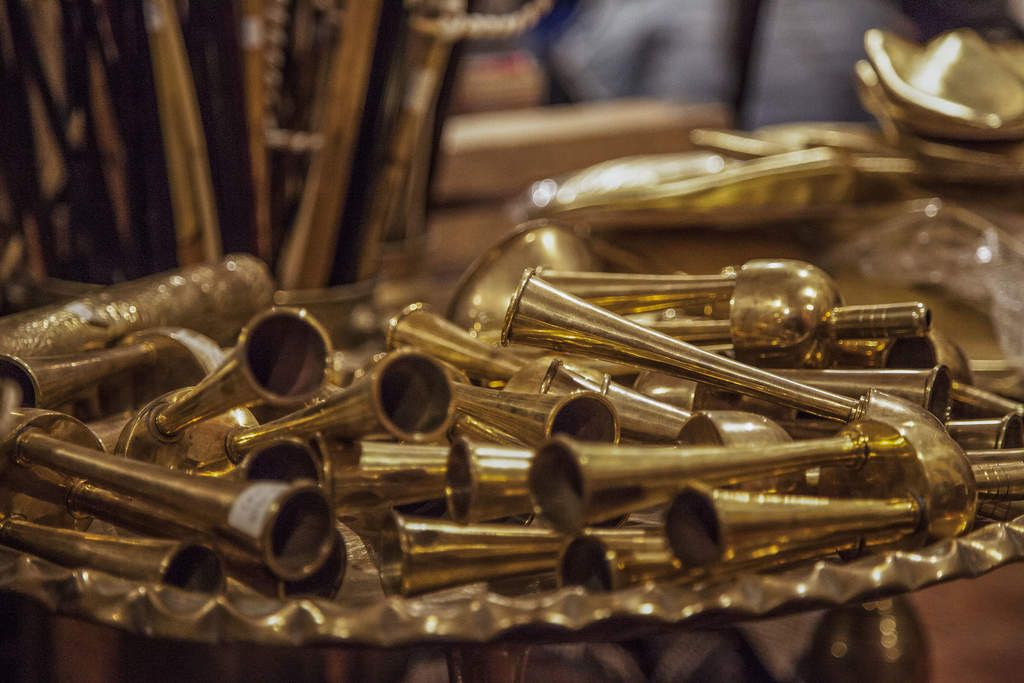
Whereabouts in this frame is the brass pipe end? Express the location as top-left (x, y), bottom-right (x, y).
top-left (500, 268), bottom-right (535, 347)
top-left (161, 543), bottom-right (226, 593)
top-left (241, 438), bottom-right (323, 484)
top-left (0, 356), bottom-right (37, 408)
top-left (372, 351), bottom-right (456, 443)
top-left (559, 536), bottom-right (616, 591)
top-left (251, 482), bottom-right (335, 582)
top-left (278, 528), bottom-right (347, 599)
top-left (529, 436), bottom-right (587, 534)
top-left (664, 486), bottom-right (723, 568)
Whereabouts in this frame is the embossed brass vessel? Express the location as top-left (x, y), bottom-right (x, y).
top-left (117, 308), bottom-right (331, 471)
top-left (4, 409), bottom-right (335, 581)
top-left (445, 438), bottom-right (535, 523)
top-left (446, 220), bottom-right (606, 335)
top-left (504, 358), bottom-right (691, 442)
top-left (0, 516), bottom-right (224, 592)
top-left (0, 254), bottom-right (274, 356)
top-left (664, 485), bottom-right (922, 568)
top-left (451, 383), bottom-right (619, 447)
top-left (225, 349), bottom-right (457, 460)
top-left (378, 512), bottom-right (562, 596)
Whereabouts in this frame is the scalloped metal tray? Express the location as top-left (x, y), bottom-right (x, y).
top-left (1, 514), bottom-right (1022, 647)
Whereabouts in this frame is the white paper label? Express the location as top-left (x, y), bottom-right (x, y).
top-left (228, 482), bottom-right (290, 539)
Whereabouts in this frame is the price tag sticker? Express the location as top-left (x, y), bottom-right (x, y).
top-left (228, 482), bottom-right (290, 539)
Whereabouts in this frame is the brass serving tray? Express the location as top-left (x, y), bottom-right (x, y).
top-left (2, 514), bottom-right (1022, 647)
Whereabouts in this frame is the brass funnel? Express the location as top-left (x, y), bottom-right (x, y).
top-left (387, 303), bottom-right (524, 386)
top-left (445, 438), bottom-right (534, 523)
top-left (947, 414), bottom-right (1024, 450)
top-left (378, 512), bottom-right (562, 596)
top-left (502, 269), bottom-right (864, 421)
top-left (5, 409), bottom-right (335, 581)
top-left (664, 485), bottom-right (922, 568)
top-left (0, 516), bottom-right (224, 592)
top-left (505, 358), bottom-right (692, 442)
top-left (451, 383), bottom-right (619, 447)
top-left (329, 441), bottom-right (449, 512)
top-left (226, 349), bottom-right (457, 459)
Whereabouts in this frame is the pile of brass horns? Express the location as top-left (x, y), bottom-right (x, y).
top-left (0, 254), bottom-right (1021, 604)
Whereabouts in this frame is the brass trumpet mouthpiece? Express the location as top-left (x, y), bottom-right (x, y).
top-left (226, 349), bottom-right (457, 459)
top-left (664, 485), bottom-right (923, 569)
top-left (505, 358), bottom-right (692, 442)
top-left (445, 438), bottom-right (534, 523)
top-left (5, 410), bottom-right (335, 581)
top-left (451, 383), bottom-right (620, 447)
top-left (0, 516), bottom-right (224, 592)
top-left (378, 512), bottom-right (563, 596)
top-left (947, 414), bottom-right (1024, 450)
top-left (387, 303), bottom-right (524, 386)
top-left (0, 254), bottom-right (274, 356)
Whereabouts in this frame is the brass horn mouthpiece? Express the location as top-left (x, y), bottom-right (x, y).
top-left (506, 358), bottom-right (692, 442)
top-left (0, 516), bottom-right (224, 592)
top-left (502, 269), bottom-right (863, 422)
top-left (451, 383), bottom-right (620, 447)
top-left (386, 303), bottom-right (524, 386)
top-left (0, 254), bottom-right (274, 356)
top-left (226, 349), bottom-right (457, 459)
top-left (559, 528), bottom-right (681, 591)
top-left (445, 438), bottom-right (534, 523)
top-left (152, 307), bottom-right (331, 437)
top-left (6, 411), bottom-right (335, 581)
top-left (378, 512), bottom-right (562, 596)
top-left (947, 414), bottom-right (1024, 450)
top-left (330, 441), bottom-right (449, 512)
top-left (664, 485), bottom-right (923, 569)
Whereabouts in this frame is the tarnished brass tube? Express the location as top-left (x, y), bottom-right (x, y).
top-left (445, 439), bottom-right (534, 523)
top-left (949, 382), bottom-right (1024, 419)
top-left (0, 254), bottom-right (273, 355)
top-left (205, 438), bottom-right (325, 484)
top-left (628, 314), bottom-right (732, 344)
top-left (533, 269), bottom-right (736, 315)
top-left (0, 516), bottom-right (224, 592)
top-left (0, 331), bottom-right (210, 410)
top-left (559, 529), bottom-right (681, 591)
top-left (330, 441), bottom-right (449, 512)
top-left (506, 358), bottom-right (691, 442)
top-left (503, 270), bottom-right (863, 422)
top-left (378, 512), bottom-right (562, 596)
top-left (387, 303), bottom-right (524, 385)
top-left (225, 350), bottom-right (457, 459)
top-left (971, 458), bottom-right (1024, 503)
top-left (151, 308), bottom-right (330, 436)
top-left (451, 383), bottom-right (619, 447)
top-left (664, 486), bottom-right (922, 568)
top-left (529, 433), bottom-right (867, 533)
top-left (772, 367), bottom-right (953, 421)
top-left (822, 303), bottom-right (933, 340)
top-left (947, 415), bottom-right (1024, 450)
top-left (10, 420), bottom-right (334, 581)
